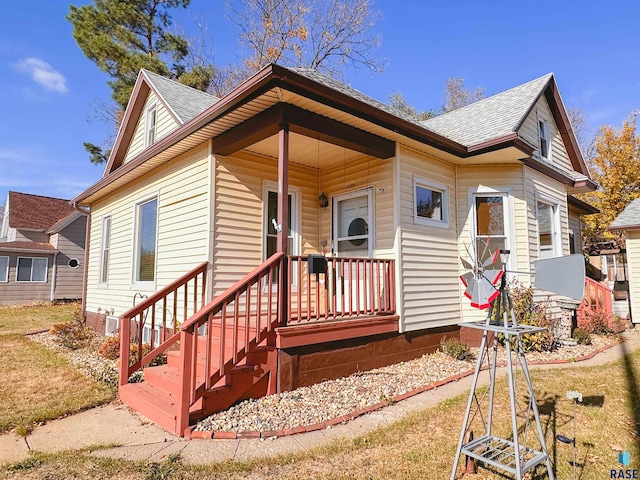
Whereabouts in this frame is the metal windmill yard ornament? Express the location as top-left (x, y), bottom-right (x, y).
top-left (450, 242), bottom-right (585, 480)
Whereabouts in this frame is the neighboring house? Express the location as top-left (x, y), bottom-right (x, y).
top-left (0, 192), bottom-right (87, 305)
top-left (609, 198), bottom-right (640, 323)
top-left (72, 65), bottom-right (597, 435)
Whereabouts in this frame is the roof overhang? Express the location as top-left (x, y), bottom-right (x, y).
top-left (567, 195), bottom-right (599, 215)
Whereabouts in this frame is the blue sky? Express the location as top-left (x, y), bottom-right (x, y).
top-left (0, 0), bottom-right (638, 205)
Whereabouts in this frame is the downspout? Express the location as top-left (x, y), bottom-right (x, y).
top-left (74, 203), bottom-right (91, 322)
top-left (50, 251), bottom-right (59, 301)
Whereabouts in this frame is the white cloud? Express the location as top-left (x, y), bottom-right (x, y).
top-left (11, 58), bottom-right (68, 94)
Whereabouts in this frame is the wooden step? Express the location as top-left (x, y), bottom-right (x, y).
top-left (119, 382), bottom-right (178, 434)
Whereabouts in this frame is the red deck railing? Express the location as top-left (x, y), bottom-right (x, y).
top-left (287, 256), bottom-right (395, 323)
top-left (576, 276), bottom-right (614, 329)
top-left (118, 262), bottom-right (208, 385)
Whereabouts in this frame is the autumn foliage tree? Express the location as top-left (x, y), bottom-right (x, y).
top-left (580, 116), bottom-right (640, 248)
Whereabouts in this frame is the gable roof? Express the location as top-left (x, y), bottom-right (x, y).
top-left (422, 74), bottom-right (553, 147)
top-left (142, 70), bottom-right (219, 124)
top-left (8, 192), bottom-right (76, 231)
top-left (610, 198), bottom-right (640, 230)
top-left (104, 70), bottom-right (220, 174)
top-left (0, 241), bottom-right (57, 253)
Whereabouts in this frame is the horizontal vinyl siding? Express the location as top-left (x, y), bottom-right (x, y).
top-left (627, 231), bottom-right (640, 323)
top-left (319, 156), bottom-right (394, 255)
top-left (86, 143), bottom-right (210, 317)
top-left (51, 217), bottom-right (86, 300)
top-left (123, 91), bottom-right (179, 164)
top-left (14, 230), bottom-right (49, 243)
top-left (457, 164), bottom-right (527, 323)
top-left (398, 145), bottom-right (459, 331)
top-left (212, 152), bottom-right (320, 296)
top-left (519, 96), bottom-right (574, 173)
top-left (0, 252), bottom-right (54, 305)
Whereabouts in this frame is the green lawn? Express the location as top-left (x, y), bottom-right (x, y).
top-left (0, 303), bottom-right (114, 435)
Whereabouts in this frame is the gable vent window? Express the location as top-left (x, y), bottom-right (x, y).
top-left (539, 120), bottom-right (550, 161)
top-left (145, 105), bottom-right (157, 147)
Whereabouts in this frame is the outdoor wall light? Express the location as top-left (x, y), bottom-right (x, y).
top-left (319, 192), bottom-right (329, 209)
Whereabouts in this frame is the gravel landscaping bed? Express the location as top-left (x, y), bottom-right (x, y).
top-left (27, 330), bottom-right (621, 434)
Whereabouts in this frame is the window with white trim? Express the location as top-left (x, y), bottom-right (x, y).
top-left (16, 257), bottom-right (47, 282)
top-left (134, 197), bottom-right (158, 285)
top-left (0, 256), bottom-right (8, 282)
top-left (414, 177), bottom-right (449, 228)
top-left (537, 200), bottom-right (560, 259)
top-left (474, 193), bottom-right (510, 270)
top-left (99, 216), bottom-right (111, 284)
top-left (145, 104), bottom-right (157, 147)
top-left (539, 120), bottom-right (550, 161)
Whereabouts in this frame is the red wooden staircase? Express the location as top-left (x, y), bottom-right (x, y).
top-left (118, 254), bottom-right (285, 436)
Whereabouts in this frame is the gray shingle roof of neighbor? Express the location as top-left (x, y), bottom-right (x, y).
top-left (142, 69), bottom-right (219, 124)
top-left (610, 198), bottom-right (640, 229)
top-left (421, 73), bottom-right (554, 147)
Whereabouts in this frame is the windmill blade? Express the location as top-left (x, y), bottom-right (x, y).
top-left (460, 257), bottom-right (474, 270)
top-left (483, 248), bottom-right (499, 268)
top-left (483, 269), bottom-right (503, 286)
top-left (460, 271), bottom-right (474, 287)
top-left (469, 276), bottom-right (499, 309)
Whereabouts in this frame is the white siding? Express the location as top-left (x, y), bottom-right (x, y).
top-left (626, 230), bottom-right (640, 323)
top-left (86, 143), bottom-right (210, 316)
top-left (457, 164), bottom-right (527, 323)
top-left (519, 96), bottom-right (574, 173)
top-left (123, 91), bottom-right (179, 164)
top-left (397, 145), bottom-right (459, 332)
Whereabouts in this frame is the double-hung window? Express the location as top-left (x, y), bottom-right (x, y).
top-left (0, 256), bottom-right (8, 282)
top-left (473, 193), bottom-right (510, 270)
top-left (537, 199), bottom-right (560, 260)
top-left (145, 105), bottom-right (157, 147)
top-left (99, 216), bottom-right (111, 285)
top-left (414, 177), bottom-right (449, 228)
top-left (134, 197), bottom-right (158, 286)
top-left (539, 120), bottom-right (550, 161)
top-left (16, 257), bottom-right (47, 282)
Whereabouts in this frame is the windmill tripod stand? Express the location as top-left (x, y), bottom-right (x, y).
top-left (450, 273), bottom-right (555, 479)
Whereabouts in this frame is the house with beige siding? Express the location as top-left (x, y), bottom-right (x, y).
top-left (72, 65), bottom-right (597, 435)
top-left (0, 191), bottom-right (87, 304)
top-left (610, 199), bottom-right (640, 323)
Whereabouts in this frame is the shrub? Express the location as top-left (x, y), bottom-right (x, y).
top-left (440, 337), bottom-right (473, 361)
top-left (97, 335), bottom-right (121, 360)
top-left (581, 310), bottom-right (612, 335)
top-left (573, 328), bottom-right (592, 345)
top-left (49, 321), bottom-right (96, 350)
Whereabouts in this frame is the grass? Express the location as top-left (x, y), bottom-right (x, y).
top-left (1, 339), bottom-right (639, 479)
top-left (0, 303), bottom-right (114, 435)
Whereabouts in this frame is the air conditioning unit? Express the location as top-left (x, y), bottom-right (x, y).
top-left (105, 316), bottom-right (119, 336)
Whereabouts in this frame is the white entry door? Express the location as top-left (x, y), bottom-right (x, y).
top-left (333, 190), bottom-right (373, 312)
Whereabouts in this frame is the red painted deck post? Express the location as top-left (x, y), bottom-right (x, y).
top-left (277, 124), bottom-right (289, 326)
top-left (176, 327), bottom-right (194, 436)
top-left (119, 315), bottom-right (131, 386)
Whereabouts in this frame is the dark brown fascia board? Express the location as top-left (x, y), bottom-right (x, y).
top-left (567, 195), bottom-right (599, 215)
top-left (213, 103), bottom-right (395, 159)
top-left (104, 76), bottom-right (151, 174)
top-left (466, 133), bottom-right (534, 156)
top-left (521, 157), bottom-right (574, 186)
top-left (609, 223), bottom-right (640, 231)
top-left (73, 65), bottom-right (281, 205)
top-left (573, 178), bottom-right (598, 191)
top-left (268, 65), bottom-right (468, 157)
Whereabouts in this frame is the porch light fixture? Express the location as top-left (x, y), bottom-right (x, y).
top-left (319, 192), bottom-right (328, 209)
top-left (499, 249), bottom-right (510, 264)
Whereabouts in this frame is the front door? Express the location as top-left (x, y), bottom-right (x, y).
top-left (333, 189), bottom-right (373, 312)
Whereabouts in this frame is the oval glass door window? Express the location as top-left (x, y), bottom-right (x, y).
top-left (348, 218), bottom-right (368, 246)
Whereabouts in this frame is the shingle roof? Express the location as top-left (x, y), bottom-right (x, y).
top-left (8, 192), bottom-right (76, 231)
top-left (610, 198), bottom-right (640, 230)
top-left (421, 73), bottom-right (553, 147)
top-left (0, 241), bottom-right (56, 252)
top-left (142, 69), bottom-right (219, 124)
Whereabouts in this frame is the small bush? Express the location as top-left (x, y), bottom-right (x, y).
top-left (49, 321), bottom-right (96, 350)
top-left (97, 335), bottom-right (121, 359)
top-left (440, 338), bottom-right (473, 361)
top-left (573, 328), bottom-right (592, 345)
top-left (582, 310), bottom-right (612, 335)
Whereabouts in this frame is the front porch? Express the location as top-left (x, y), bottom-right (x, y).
top-left (117, 253), bottom-right (404, 436)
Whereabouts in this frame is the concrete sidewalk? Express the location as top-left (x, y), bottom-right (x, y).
top-left (2, 331), bottom-right (639, 467)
